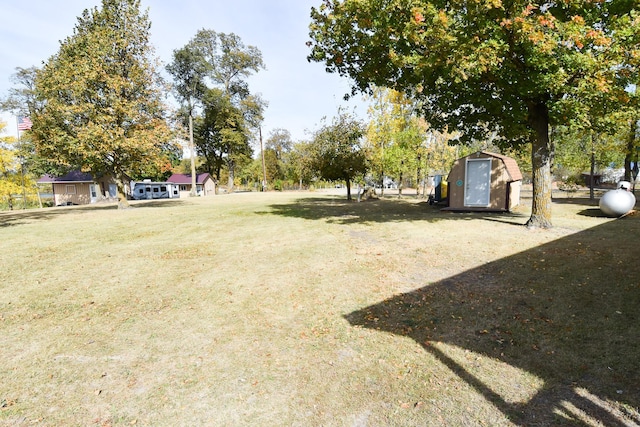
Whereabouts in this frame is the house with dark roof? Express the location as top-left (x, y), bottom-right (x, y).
top-left (166, 173), bottom-right (215, 197)
top-left (444, 151), bottom-right (523, 212)
top-left (38, 171), bottom-right (119, 206)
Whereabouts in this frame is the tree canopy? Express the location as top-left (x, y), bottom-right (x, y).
top-left (168, 29), bottom-right (266, 192)
top-left (1, 67), bottom-right (41, 117)
top-left (32, 0), bottom-right (174, 208)
top-left (284, 141), bottom-right (317, 190)
top-left (195, 87), bottom-right (253, 182)
top-left (308, 0), bottom-right (640, 227)
top-left (262, 128), bottom-right (294, 186)
top-left (366, 87), bottom-right (457, 196)
top-left (310, 111), bottom-right (368, 199)
top-left (266, 128), bottom-right (294, 161)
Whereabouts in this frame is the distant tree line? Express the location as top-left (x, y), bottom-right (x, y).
top-left (1, 0), bottom-right (638, 219)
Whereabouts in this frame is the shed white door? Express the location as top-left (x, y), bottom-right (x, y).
top-left (464, 158), bottom-right (492, 207)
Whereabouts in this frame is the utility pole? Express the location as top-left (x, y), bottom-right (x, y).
top-left (260, 127), bottom-right (267, 191)
top-left (189, 112), bottom-right (197, 196)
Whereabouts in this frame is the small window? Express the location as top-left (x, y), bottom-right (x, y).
top-left (65, 185), bottom-right (76, 194)
top-left (138, 188), bottom-right (144, 194)
top-left (161, 186), bottom-right (167, 192)
top-left (180, 185), bottom-right (187, 191)
top-left (153, 187), bottom-right (159, 192)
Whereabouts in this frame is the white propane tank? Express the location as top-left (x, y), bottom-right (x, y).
top-left (599, 184), bottom-right (636, 217)
top-left (617, 181), bottom-right (631, 190)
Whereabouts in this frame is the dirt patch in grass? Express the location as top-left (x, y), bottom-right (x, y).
top-left (0, 190), bottom-right (638, 426)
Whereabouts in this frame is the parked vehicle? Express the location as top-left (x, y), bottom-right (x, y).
top-left (131, 181), bottom-right (180, 200)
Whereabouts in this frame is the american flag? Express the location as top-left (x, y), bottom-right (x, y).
top-left (17, 116), bottom-right (32, 131)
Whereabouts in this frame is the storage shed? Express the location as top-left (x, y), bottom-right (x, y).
top-left (444, 151), bottom-right (523, 212)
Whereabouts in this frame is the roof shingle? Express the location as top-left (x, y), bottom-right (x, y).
top-left (166, 173), bottom-right (212, 185)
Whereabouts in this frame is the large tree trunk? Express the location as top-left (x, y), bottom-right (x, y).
top-left (227, 159), bottom-right (235, 193)
top-left (624, 120), bottom-right (636, 182)
top-left (115, 175), bottom-right (130, 209)
top-left (189, 114), bottom-right (197, 197)
top-left (526, 102), bottom-right (553, 229)
top-left (589, 132), bottom-right (596, 201)
top-left (398, 161), bottom-right (404, 196)
top-left (416, 153), bottom-right (422, 198)
top-left (346, 178), bottom-right (352, 200)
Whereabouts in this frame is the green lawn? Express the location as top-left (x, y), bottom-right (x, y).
top-left (1, 190), bottom-right (638, 426)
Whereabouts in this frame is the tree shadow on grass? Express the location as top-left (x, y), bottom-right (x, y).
top-left (551, 197), bottom-right (600, 206)
top-left (0, 199), bottom-right (185, 228)
top-left (345, 215), bottom-right (640, 425)
top-left (577, 208), bottom-right (609, 218)
top-left (266, 196), bottom-right (529, 225)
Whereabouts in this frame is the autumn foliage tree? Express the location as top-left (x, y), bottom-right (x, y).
top-left (308, 0), bottom-right (640, 227)
top-left (0, 122), bottom-right (27, 210)
top-left (366, 87), bottom-right (456, 196)
top-left (32, 0), bottom-right (174, 208)
top-left (264, 128), bottom-right (294, 184)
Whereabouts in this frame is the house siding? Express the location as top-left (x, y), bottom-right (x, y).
top-left (53, 183), bottom-right (91, 205)
top-left (168, 173), bottom-right (216, 197)
top-left (45, 174), bottom-right (119, 206)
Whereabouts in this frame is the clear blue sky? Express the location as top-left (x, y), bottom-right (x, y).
top-left (0, 0), bottom-right (367, 142)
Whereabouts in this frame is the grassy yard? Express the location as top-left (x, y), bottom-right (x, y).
top-left (1, 190), bottom-right (638, 426)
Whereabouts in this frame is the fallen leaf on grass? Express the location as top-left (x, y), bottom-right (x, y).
top-left (0, 398), bottom-right (17, 409)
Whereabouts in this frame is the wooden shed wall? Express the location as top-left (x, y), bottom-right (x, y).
top-left (53, 183), bottom-right (91, 205)
top-left (447, 153), bottom-right (517, 211)
top-left (202, 179), bottom-right (215, 196)
top-left (51, 176), bottom-right (117, 205)
top-left (176, 178), bottom-right (215, 197)
top-left (508, 181), bottom-right (522, 211)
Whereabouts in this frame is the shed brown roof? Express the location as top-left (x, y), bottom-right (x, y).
top-left (482, 151), bottom-right (523, 181)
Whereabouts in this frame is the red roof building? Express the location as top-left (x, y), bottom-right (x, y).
top-left (166, 173), bottom-right (215, 196)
